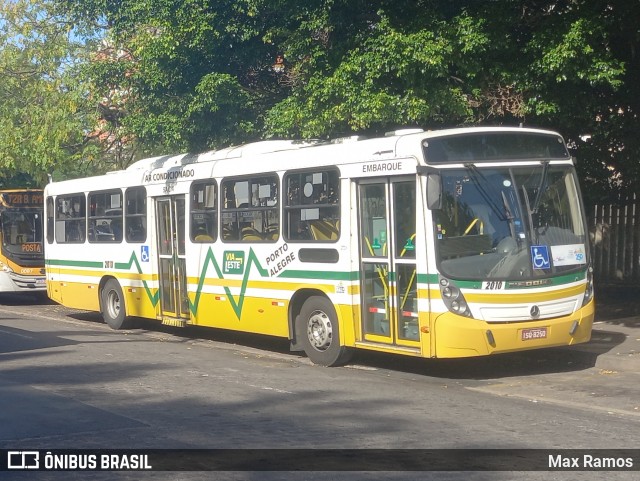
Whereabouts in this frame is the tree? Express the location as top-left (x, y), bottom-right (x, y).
top-left (473, 0), bottom-right (635, 204)
top-left (57, 0), bottom-right (280, 154)
top-left (0, 0), bottom-right (104, 185)
top-left (54, 0), bottom-right (638, 200)
top-left (264, 3), bottom-right (492, 137)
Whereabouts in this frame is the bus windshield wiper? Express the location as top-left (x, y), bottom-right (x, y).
top-left (521, 186), bottom-right (536, 244)
top-left (531, 161), bottom-right (549, 214)
top-left (501, 190), bottom-right (517, 241)
top-left (464, 163), bottom-right (508, 221)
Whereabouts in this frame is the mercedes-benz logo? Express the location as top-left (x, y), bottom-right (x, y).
top-left (530, 305), bottom-right (540, 319)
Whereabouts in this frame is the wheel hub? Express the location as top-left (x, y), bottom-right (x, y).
top-left (107, 290), bottom-right (120, 319)
top-left (307, 310), bottom-right (332, 352)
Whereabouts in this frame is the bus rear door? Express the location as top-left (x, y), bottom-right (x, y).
top-left (155, 195), bottom-right (190, 325)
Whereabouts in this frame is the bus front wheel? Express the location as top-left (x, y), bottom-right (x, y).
top-left (101, 279), bottom-right (130, 330)
top-left (295, 296), bottom-right (352, 366)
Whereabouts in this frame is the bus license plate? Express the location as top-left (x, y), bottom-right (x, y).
top-left (521, 327), bottom-right (547, 341)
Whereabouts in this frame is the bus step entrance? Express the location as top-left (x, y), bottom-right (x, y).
top-left (161, 317), bottom-right (187, 328)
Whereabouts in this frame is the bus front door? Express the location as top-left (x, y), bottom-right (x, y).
top-left (358, 178), bottom-right (419, 347)
top-left (156, 196), bottom-right (189, 324)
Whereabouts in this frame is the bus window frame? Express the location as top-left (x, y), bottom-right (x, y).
top-left (88, 189), bottom-right (124, 244)
top-left (283, 167), bottom-right (340, 243)
top-left (46, 196), bottom-right (55, 244)
top-left (190, 179), bottom-right (218, 243)
top-left (125, 186), bottom-right (147, 243)
top-left (55, 193), bottom-right (87, 244)
top-left (220, 173), bottom-right (279, 243)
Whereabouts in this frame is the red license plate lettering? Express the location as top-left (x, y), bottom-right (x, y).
top-left (521, 327), bottom-right (548, 341)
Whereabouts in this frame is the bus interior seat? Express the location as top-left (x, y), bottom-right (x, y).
top-left (241, 227), bottom-right (263, 240)
top-left (309, 220), bottom-right (339, 241)
top-left (222, 225), bottom-right (238, 241)
top-left (127, 229), bottom-right (145, 241)
top-left (264, 225), bottom-right (279, 240)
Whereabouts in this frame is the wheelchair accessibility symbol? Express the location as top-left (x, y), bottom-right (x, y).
top-left (141, 245), bottom-right (150, 262)
top-left (530, 245), bottom-right (550, 269)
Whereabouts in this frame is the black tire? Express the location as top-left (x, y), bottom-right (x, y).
top-left (101, 279), bottom-right (130, 330)
top-left (295, 296), bottom-right (353, 366)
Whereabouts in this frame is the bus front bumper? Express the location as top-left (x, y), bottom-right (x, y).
top-left (433, 300), bottom-right (595, 358)
top-left (1, 272), bottom-right (47, 292)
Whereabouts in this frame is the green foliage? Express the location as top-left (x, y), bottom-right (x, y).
top-left (265, 13), bottom-right (489, 137)
top-left (57, 0), bottom-right (281, 153)
top-left (0, 0), bottom-right (101, 185)
top-left (1, 0), bottom-right (637, 200)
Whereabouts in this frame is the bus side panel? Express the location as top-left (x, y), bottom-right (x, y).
top-left (57, 278), bottom-right (101, 311)
top-left (341, 302), bottom-right (358, 347)
top-left (190, 291), bottom-right (288, 337)
top-left (47, 280), bottom-right (64, 304)
top-left (51, 267), bottom-right (159, 317)
top-left (189, 288), bottom-right (357, 343)
top-left (45, 259), bottom-right (63, 303)
top-left (121, 280), bottom-right (159, 320)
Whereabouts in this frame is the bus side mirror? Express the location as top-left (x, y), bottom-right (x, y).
top-left (426, 173), bottom-right (442, 210)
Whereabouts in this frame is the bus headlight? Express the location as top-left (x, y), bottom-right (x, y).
top-left (439, 277), bottom-right (473, 318)
top-left (0, 260), bottom-right (13, 273)
top-left (582, 265), bottom-right (594, 307)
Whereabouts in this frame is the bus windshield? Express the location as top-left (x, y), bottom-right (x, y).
top-left (1, 211), bottom-right (44, 253)
top-left (433, 164), bottom-right (587, 280)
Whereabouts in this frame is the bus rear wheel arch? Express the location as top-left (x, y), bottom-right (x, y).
top-left (100, 278), bottom-right (130, 330)
top-left (294, 295), bottom-right (353, 367)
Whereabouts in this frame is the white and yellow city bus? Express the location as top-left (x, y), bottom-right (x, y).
top-left (43, 127), bottom-right (594, 366)
top-left (0, 189), bottom-right (46, 292)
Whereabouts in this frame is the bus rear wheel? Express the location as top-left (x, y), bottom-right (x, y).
top-left (101, 279), bottom-right (130, 330)
top-left (296, 296), bottom-right (353, 366)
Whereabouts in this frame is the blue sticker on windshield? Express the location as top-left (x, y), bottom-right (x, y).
top-left (531, 245), bottom-right (550, 269)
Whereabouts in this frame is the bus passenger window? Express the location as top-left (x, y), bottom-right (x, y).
top-left (88, 190), bottom-right (123, 243)
top-left (126, 217), bottom-right (146, 242)
top-left (46, 197), bottom-right (54, 244)
top-left (125, 187), bottom-right (147, 243)
top-left (284, 168), bottom-right (340, 242)
top-left (55, 193), bottom-right (86, 244)
top-left (221, 175), bottom-right (279, 242)
top-left (190, 181), bottom-right (217, 243)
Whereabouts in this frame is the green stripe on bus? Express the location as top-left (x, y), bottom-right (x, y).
top-left (45, 259), bottom-right (103, 268)
top-left (505, 270), bottom-right (587, 289)
top-left (416, 271), bottom-right (586, 289)
top-left (49, 250), bottom-right (587, 322)
top-left (116, 252), bottom-right (160, 306)
top-left (416, 273), bottom-right (440, 285)
top-left (278, 270), bottom-right (355, 281)
top-left (46, 255), bottom-right (160, 306)
top-left (190, 247), bottom-right (268, 319)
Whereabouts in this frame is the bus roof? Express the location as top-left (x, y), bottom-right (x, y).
top-left (47, 126), bottom-right (565, 192)
top-left (131, 125), bottom-right (564, 171)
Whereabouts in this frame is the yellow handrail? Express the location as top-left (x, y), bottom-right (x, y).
top-left (464, 218), bottom-right (483, 235)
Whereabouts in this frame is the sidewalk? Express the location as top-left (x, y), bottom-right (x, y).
top-left (569, 318), bottom-right (640, 372)
top-left (571, 284), bottom-right (640, 372)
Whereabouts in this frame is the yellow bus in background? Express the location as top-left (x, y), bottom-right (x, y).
top-left (0, 189), bottom-right (46, 292)
top-left (43, 127), bottom-right (594, 366)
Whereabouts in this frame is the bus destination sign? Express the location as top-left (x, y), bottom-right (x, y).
top-left (0, 192), bottom-right (44, 207)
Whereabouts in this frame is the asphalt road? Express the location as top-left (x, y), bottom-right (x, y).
top-left (0, 292), bottom-right (639, 481)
